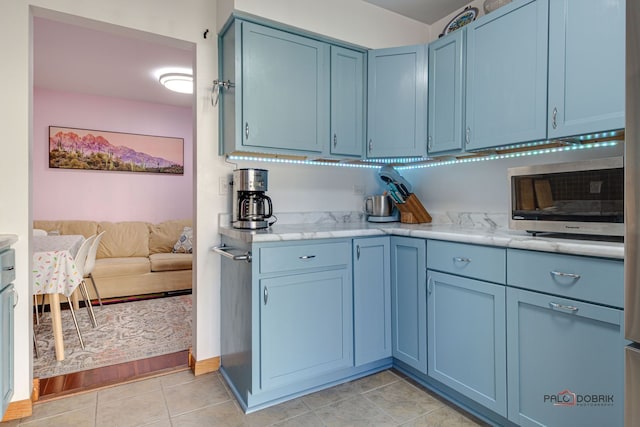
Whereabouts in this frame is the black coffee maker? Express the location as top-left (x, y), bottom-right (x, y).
top-left (232, 168), bottom-right (273, 229)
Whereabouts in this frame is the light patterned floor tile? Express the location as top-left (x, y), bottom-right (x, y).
top-left (163, 372), bottom-right (231, 416)
top-left (313, 395), bottom-right (397, 427)
top-left (96, 388), bottom-right (168, 427)
top-left (170, 400), bottom-right (248, 427)
top-left (400, 405), bottom-right (485, 427)
top-left (97, 377), bottom-right (162, 403)
top-left (364, 380), bottom-right (444, 423)
top-left (244, 397), bottom-right (310, 427)
top-left (29, 392), bottom-right (97, 420)
top-left (271, 411), bottom-right (325, 427)
top-left (20, 407), bottom-right (96, 427)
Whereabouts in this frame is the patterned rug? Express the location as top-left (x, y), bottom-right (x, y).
top-left (33, 295), bottom-right (192, 379)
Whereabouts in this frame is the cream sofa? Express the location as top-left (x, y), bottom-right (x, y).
top-left (33, 219), bottom-right (192, 300)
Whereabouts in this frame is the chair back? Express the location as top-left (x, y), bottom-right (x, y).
top-left (74, 235), bottom-right (96, 278)
top-left (84, 231), bottom-right (105, 277)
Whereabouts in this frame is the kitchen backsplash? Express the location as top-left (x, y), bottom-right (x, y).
top-left (219, 211), bottom-right (509, 229)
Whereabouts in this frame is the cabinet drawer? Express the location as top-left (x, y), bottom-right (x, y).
top-left (427, 240), bottom-right (506, 284)
top-left (507, 249), bottom-right (623, 308)
top-left (259, 241), bottom-right (350, 274)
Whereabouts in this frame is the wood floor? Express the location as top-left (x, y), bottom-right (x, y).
top-left (37, 350), bottom-right (190, 401)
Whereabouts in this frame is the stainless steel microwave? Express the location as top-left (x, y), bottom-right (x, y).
top-left (508, 157), bottom-right (624, 237)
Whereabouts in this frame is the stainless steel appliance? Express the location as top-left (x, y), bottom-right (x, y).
top-left (507, 157), bottom-right (624, 236)
top-left (232, 168), bottom-right (273, 229)
top-left (627, 2), bottom-right (640, 425)
top-left (364, 194), bottom-right (398, 222)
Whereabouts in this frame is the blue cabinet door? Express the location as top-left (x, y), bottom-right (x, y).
top-left (0, 284), bottom-right (14, 418)
top-left (353, 237), bottom-right (391, 366)
top-left (241, 22), bottom-right (329, 153)
top-left (427, 271), bottom-right (507, 416)
top-left (547, 0), bottom-right (625, 138)
top-left (465, 0), bottom-right (548, 150)
top-left (390, 236), bottom-right (427, 373)
top-left (331, 46), bottom-right (365, 157)
top-left (506, 287), bottom-right (625, 426)
top-left (367, 45), bottom-right (427, 158)
top-left (259, 268), bottom-right (352, 390)
top-left (428, 30), bottom-right (465, 155)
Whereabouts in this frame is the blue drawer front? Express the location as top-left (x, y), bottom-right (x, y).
top-left (507, 249), bottom-right (623, 308)
top-left (259, 241), bottom-right (350, 274)
top-left (427, 240), bottom-right (506, 284)
top-left (0, 249), bottom-right (15, 287)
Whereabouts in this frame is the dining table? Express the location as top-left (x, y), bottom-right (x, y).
top-left (32, 234), bottom-right (84, 361)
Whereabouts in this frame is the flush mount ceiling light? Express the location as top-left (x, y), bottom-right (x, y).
top-left (159, 73), bottom-right (193, 94)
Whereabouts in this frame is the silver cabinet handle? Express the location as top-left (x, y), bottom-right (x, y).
top-left (428, 136), bottom-right (433, 151)
top-left (211, 244), bottom-right (252, 263)
top-left (333, 133), bottom-right (337, 148)
top-left (1, 266), bottom-right (14, 271)
top-left (356, 245), bottom-right (360, 260)
top-left (549, 302), bottom-right (579, 313)
top-left (11, 288), bottom-right (18, 308)
top-left (550, 271), bottom-right (581, 280)
top-left (264, 286), bottom-right (268, 305)
top-left (552, 107), bottom-right (558, 129)
top-left (299, 255), bottom-right (316, 260)
top-left (453, 257), bottom-right (471, 264)
top-left (427, 276), bottom-right (433, 295)
top-left (465, 127), bottom-right (470, 144)
top-left (245, 122), bottom-right (249, 139)
top-left (368, 139), bottom-right (373, 153)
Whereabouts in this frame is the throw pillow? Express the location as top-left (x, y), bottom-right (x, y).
top-left (172, 226), bottom-right (193, 254)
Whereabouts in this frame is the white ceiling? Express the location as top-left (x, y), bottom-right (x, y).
top-left (34, 17), bottom-right (195, 108)
top-left (362, 0), bottom-right (473, 25)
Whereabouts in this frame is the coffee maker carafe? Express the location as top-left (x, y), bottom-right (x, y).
top-left (232, 168), bottom-right (273, 229)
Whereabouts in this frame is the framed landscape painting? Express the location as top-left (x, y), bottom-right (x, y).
top-left (48, 126), bottom-right (184, 175)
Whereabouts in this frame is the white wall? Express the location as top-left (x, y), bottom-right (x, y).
top-left (405, 144), bottom-right (625, 214)
top-left (2, 0), bottom-right (432, 406)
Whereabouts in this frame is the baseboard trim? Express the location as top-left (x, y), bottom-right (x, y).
top-left (1, 397), bottom-right (33, 422)
top-left (188, 348), bottom-right (220, 376)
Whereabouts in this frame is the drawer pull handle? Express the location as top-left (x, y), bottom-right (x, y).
top-left (453, 257), bottom-right (471, 264)
top-left (2, 266), bottom-right (14, 271)
top-left (549, 302), bottom-right (579, 313)
top-left (299, 255), bottom-right (316, 260)
top-left (212, 244), bottom-right (252, 263)
top-left (11, 288), bottom-right (18, 308)
top-left (550, 271), bottom-right (581, 280)
top-left (263, 286), bottom-right (268, 305)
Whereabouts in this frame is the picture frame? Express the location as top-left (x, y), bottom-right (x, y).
top-left (48, 126), bottom-right (184, 175)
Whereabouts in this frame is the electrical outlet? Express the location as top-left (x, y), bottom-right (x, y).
top-left (352, 184), bottom-right (365, 195)
top-left (219, 176), bottom-right (229, 195)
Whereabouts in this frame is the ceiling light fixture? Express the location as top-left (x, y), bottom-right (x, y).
top-left (159, 73), bottom-right (193, 94)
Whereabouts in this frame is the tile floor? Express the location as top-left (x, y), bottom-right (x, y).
top-left (2, 369), bottom-right (488, 426)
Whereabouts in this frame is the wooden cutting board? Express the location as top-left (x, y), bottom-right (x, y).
top-left (517, 178), bottom-right (535, 210)
top-left (534, 179), bottom-right (554, 209)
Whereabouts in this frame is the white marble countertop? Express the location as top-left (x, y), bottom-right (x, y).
top-left (0, 234), bottom-right (18, 252)
top-left (219, 221), bottom-right (624, 260)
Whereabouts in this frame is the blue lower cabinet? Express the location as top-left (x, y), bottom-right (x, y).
top-left (506, 287), bottom-right (625, 426)
top-left (1, 284), bottom-right (14, 419)
top-left (390, 236), bottom-right (427, 373)
top-left (259, 268), bottom-right (353, 390)
top-left (353, 237), bottom-right (391, 366)
top-left (427, 271), bottom-right (507, 417)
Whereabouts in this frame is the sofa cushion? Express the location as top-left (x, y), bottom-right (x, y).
top-left (33, 220), bottom-right (98, 238)
top-left (97, 221), bottom-right (149, 258)
top-left (149, 253), bottom-right (192, 272)
top-left (93, 257), bottom-right (151, 277)
top-left (148, 219), bottom-right (192, 255)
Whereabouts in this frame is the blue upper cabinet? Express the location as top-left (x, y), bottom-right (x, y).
top-left (331, 46), bottom-right (365, 157)
top-left (367, 45), bottom-right (427, 158)
top-left (547, 0), bottom-right (625, 139)
top-left (465, 0), bottom-right (548, 151)
top-left (428, 29), bottom-right (465, 155)
top-left (242, 22), bottom-right (329, 154)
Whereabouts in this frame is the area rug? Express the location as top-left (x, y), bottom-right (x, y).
top-left (33, 294), bottom-right (192, 379)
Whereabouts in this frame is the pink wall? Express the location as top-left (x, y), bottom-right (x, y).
top-left (33, 88), bottom-right (193, 223)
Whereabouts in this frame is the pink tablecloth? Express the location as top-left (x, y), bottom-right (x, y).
top-left (32, 235), bottom-right (84, 297)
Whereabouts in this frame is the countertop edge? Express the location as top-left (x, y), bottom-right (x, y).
top-left (0, 235), bottom-right (19, 252)
top-left (218, 226), bottom-right (624, 259)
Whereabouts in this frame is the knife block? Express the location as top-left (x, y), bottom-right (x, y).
top-left (395, 194), bottom-right (432, 224)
